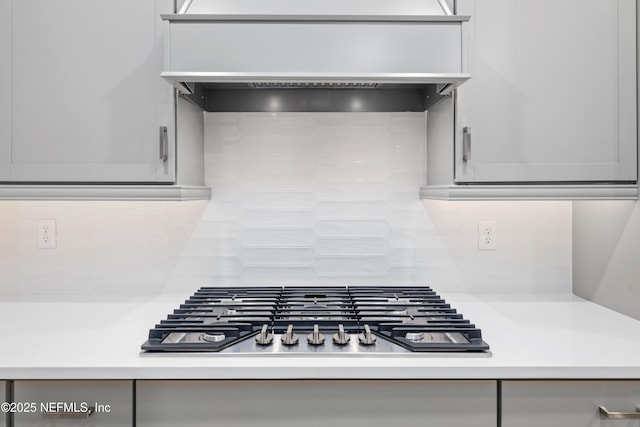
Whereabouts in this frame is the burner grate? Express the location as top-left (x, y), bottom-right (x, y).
top-left (141, 286), bottom-right (489, 353)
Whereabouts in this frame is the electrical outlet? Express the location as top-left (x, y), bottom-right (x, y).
top-left (478, 220), bottom-right (497, 250)
top-left (38, 219), bottom-right (57, 249)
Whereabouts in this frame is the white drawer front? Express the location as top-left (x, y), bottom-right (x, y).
top-left (13, 381), bottom-right (132, 427)
top-left (138, 380), bottom-right (496, 427)
top-left (503, 380), bottom-right (640, 427)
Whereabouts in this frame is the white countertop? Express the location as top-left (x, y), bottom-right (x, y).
top-left (2, 292), bottom-right (640, 380)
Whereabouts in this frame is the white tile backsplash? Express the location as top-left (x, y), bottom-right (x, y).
top-left (239, 248), bottom-right (316, 266)
top-left (0, 112), bottom-right (572, 296)
top-left (312, 238), bottom-right (391, 257)
top-left (167, 112), bottom-right (572, 292)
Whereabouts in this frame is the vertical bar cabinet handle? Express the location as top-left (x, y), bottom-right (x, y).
top-left (159, 126), bottom-right (168, 162)
top-left (598, 406), bottom-right (640, 419)
top-left (462, 126), bottom-right (471, 162)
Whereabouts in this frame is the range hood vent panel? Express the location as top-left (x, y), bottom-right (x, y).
top-left (164, 0), bottom-right (469, 112)
top-left (180, 0), bottom-right (453, 17)
top-left (248, 82), bottom-right (380, 89)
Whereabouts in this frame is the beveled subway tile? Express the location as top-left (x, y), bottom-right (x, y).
top-left (238, 115), bottom-right (316, 136)
top-left (204, 150), bottom-right (238, 166)
top-left (389, 114), bottom-right (427, 134)
top-left (240, 248), bottom-right (316, 266)
top-left (391, 133), bottom-right (427, 153)
top-left (205, 125), bottom-right (242, 145)
top-left (204, 161), bottom-right (239, 183)
top-left (241, 210), bottom-right (315, 228)
top-left (238, 229), bottom-right (318, 247)
top-left (239, 152), bottom-right (315, 175)
top-left (316, 150), bottom-right (390, 166)
top-left (389, 173), bottom-right (426, 189)
top-left (391, 151), bottom-right (425, 173)
top-left (316, 127), bottom-right (391, 147)
top-left (240, 267), bottom-right (316, 284)
top-left (208, 183), bottom-right (243, 200)
top-left (317, 163), bottom-right (391, 182)
top-left (313, 257), bottom-right (390, 276)
top-left (205, 112), bottom-right (242, 125)
top-left (204, 140), bottom-right (238, 155)
top-left (315, 182), bottom-right (392, 201)
top-left (312, 238), bottom-right (390, 256)
top-left (183, 238), bottom-right (242, 257)
top-left (314, 112), bottom-right (391, 127)
top-left (238, 135), bottom-right (316, 155)
top-left (240, 174), bottom-right (315, 191)
top-left (314, 201), bottom-right (390, 219)
top-left (238, 191), bottom-right (316, 210)
top-left (314, 220), bottom-right (389, 237)
top-left (314, 275), bottom-right (389, 286)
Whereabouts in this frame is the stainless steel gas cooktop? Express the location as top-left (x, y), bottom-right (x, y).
top-left (141, 286), bottom-right (490, 356)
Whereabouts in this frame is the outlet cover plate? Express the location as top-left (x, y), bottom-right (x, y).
top-left (478, 220), bottom-right (496, 250)
top-left (38, 219), bottom-right (57, 249)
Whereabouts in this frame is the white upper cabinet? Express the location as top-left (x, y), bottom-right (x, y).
top-left (0, 0), bottom-right (10, 182)
top-left (454, 0), bottom-right (636, 184)
top-left (3, 0), bottom-right (175, 183)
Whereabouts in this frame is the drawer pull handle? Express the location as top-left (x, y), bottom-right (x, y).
top-left (43, 407), bottom-right (94, 419)
top-left (599, 406), bottom-right (640, 419)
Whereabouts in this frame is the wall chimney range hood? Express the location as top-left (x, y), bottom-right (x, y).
top-left (162, 0), bottom-right (470, 112)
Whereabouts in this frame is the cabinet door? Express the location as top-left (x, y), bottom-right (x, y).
top-left (13, 380), bottom-right (132, 427)
top-left (6, 0), bottom-right (175, 183)
top-left (0, 381), bottom-right (5, 427)
top-left (0, 0), bottom-right (10, 181)
top-left (137, 380), bottom-right (497, 427)
top-left (502, 380), bottom-right (640, 427)
top-left (455, 0), bottom-right (636, 183)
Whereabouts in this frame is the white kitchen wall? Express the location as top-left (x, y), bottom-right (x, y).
top-left (572, 201), bottom-right (640, 321)
top-left (0, 200), bottom-right (208, 297)
top-left (0, 112), bottom-right (572, 296)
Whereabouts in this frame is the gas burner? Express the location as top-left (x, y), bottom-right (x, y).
top-left (141, 286), bottom-right (490, 354)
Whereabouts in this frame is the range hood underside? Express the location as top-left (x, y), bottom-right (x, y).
top-left (180, 82), bottom-right (451, 112)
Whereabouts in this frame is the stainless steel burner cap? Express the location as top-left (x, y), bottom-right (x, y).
top-left (405, 332), bottom-right (424, 342)
top-left (201, 332), bottom-right (226, 343)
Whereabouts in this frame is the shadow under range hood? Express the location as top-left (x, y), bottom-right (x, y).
top-left (162, 0), bottom-right (470, 112)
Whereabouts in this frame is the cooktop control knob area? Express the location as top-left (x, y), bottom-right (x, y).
top-left (255, 324), bottom-right (273, 345)
top-left (307, 324), bottom-right (325, 345)
top-left (281, 324), bottom-right (299, 346)
top-left (332, 324), bottom-right (350, 345)
top-left (358, 324), bottom-right (377, 345)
